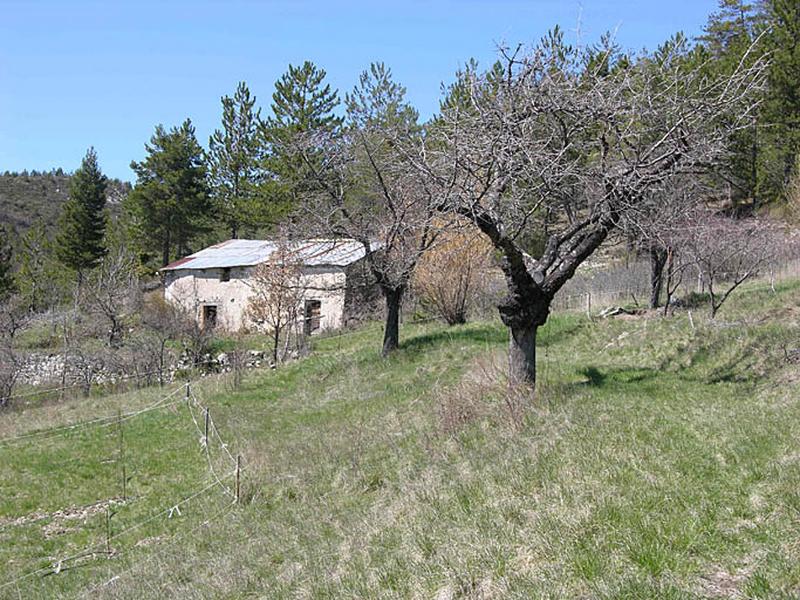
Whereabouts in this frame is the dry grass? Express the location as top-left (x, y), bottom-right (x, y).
top-left (2, 281), bottom-right (800, 598)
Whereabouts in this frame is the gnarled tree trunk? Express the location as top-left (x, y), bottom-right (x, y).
top-left (382, 286), bottom-right (404, 357)
top-left (649, 246), bottom-right (668, 309)
top-left (508, 323), bottom-right (537, 385)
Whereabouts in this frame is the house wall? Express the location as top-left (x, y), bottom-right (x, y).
top-left (164, 265), bottom-right (347, 333)
top-left (343, 258), bottom-right (381, 326)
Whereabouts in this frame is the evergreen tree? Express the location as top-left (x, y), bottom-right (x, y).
top-left (760, 0), bottom-right (800, 200)
top-left (699, 0), bottom-right (762, 61)
top-left (208, 82), bottom-right (263, 239)
top-left (345, 62), bottom-right (419, 131)
top-left (698, 1), bottom-right (766, 204)
top-left (126, 119), bottom-right (212, 267)
top-left (696, 0), bottom-right (800, 205)
top-left (261, 61), bottom-right (343, 217)
top-left (0, 225), bottom-right (15, 301)
top-left (55, 147), bottom-right (108, 274)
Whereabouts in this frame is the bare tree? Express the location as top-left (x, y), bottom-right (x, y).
top-left (680, 214), bottom-right (779, 318)
top-left (139, 294), bottom-right (185, 385)
top-left (0, 345), bottom-right (20, 409)
top-left (422, 32), bottom-right (765, 385)
top-left (0, 295), bottom-right (33, 340)
top-left (160, 278), bottom-right (215, 368)
top-left (245, 242), bottom-right (307, 365)
top-left (0, 304), bottom-right (23, 408)
top-left (78, 244), bottom-right (140, 347)
top-left (621, 178), bottom-right (703, 310)
top-left (291, 63), bottom-right (441, 356)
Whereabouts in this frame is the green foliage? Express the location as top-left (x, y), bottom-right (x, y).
top-left (0, 170), bottom-right (128, 235)
top-left (207, 82), bottom-right (264, 238)
top-left (759, 0), bottom-right (800, 201)
top-left (695, 0), bottom-right (800, 206)
top-left (0, 225), bottom-right (15, 301)
top-left (54, 147), bottom-right (108, 274)
top-left (126, 119), bottom-right (212, 267)
top-left (261, 61), bottom-right (343, 216)
top-left (267, 61), bottom-right (342, 135)
top-left (345, 62), bottom-right (419, 131)
top-left (15, 220), bottom-right (70, 310)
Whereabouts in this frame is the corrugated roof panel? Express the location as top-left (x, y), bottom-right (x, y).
top-left (160, 239), bottom-right (371, 271)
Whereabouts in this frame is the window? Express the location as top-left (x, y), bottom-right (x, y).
top-left (202, 305), bottom-right (218, 330)
top-left (220, 268), bottom-right (231, 282)
top-left (304, 300), bottom-right (322, 336)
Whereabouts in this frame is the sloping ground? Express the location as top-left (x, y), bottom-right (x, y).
top-left (1, 281), bottom-right (800, 598)
top-left (0, 173), bottom-right (129, 233)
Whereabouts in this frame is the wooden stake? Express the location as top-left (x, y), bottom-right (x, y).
top-left (117, 409), bottom-right (126, 501)
top-left (105, 507), bottom-right (111, 554)
top-left (185, 381), bottom-right (190, 403)
top-left (585, 292), bottom-right (592, 319)
top-left (235, 455), bottom-right (241, 505)
top-left (204, 408), bottom-right (210, 448)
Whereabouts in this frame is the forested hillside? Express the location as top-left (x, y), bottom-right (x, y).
top-left (0, 171), bottom-right (129, 232)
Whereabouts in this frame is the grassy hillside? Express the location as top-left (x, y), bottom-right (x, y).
top-left (0, 172), bottom-right (129, 233)
top-left (2, 282), bottom-right (800, 598)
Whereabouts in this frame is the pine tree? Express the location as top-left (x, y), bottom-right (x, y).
top-left (698, 1), bottom-right (767, 205)
top-left (267, 61), bottom-right (342, 136)
top-left (126, 119), bottom-right (212, 267)
top-left (760, 0), bottom-right (800, 200)
top-left (208, 82), bottom-right (263, 239)
top-left (261, 61), bottom-right (343, 217)
top-left (55, 147), bottom-right (108, 274)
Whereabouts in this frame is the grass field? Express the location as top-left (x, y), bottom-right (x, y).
top-left (1, 281), bottom-right (800, 599)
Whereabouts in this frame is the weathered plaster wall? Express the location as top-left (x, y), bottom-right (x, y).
top-left (164, 265), bottom-right (347, 333)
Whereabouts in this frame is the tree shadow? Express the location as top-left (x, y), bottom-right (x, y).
top-left (577, 365), bottom-right (659, 388)
top-left (399, 322), bottom-right (507, 355)
top-left (537, 321), bottom-right (584, 348)
top-left (581, 366), bottom-right (607, 386)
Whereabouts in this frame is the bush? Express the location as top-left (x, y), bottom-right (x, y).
top-left (413, 221), bottom-right (494, 325)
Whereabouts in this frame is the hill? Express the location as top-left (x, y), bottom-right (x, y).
top-left (0, 171), bottom-right (130, 233)
top-left (1, 281), bottom-right (800, 598)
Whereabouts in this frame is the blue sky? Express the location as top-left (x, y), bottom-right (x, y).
top-left (0, 0), bottom-right (719, 181)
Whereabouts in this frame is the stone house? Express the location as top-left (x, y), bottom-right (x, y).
top-left (161, 239), bottom-right (378, 333)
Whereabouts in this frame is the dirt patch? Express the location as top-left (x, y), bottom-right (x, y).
top-left (0, 497), bottom-right (127, 539)
top-left (698, 559), bottom-right (759, 599)
top-left (698, 567), bottom-right (749, 598)
top-left (134, 535), bottom-right (165, 547)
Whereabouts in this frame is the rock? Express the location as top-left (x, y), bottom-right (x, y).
top-left (598, 306), bottom-right (634, 318)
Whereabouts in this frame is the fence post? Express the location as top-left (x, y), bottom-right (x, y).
top-left (105, 507), bottom-right (111, 554)
top-left (204, 408), bottom-right (210, 448)
top-left (235, 455), bottom-right (241, 505)
top-left (117, 409), bottom-right (126, 501)
top-left (585, 292), bottom-right (592, 319)
top-left (185, 381), bottom-right (190, 404)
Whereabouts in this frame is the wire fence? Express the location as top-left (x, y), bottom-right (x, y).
top-left (0, 381), bottom-right (243, 597)
top-left (549, 257), bottom-right (800, 314)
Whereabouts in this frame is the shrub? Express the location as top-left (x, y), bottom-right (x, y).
top-left (413, 221), bottom-right (493, 325)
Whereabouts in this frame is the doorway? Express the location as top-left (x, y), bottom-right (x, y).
top-left (202, 305), bottom-right (218, 329)
top-left (304, 300), bottom-right (321, 336)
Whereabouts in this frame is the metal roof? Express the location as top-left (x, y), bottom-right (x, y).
top-left (161, 239), bottom-right (370, 271)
